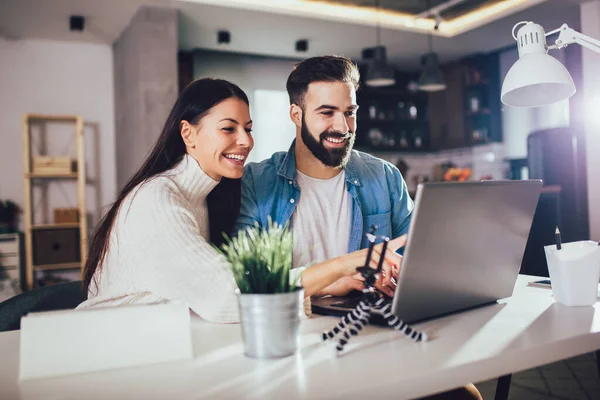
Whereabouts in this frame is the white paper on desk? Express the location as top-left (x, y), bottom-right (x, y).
top-left (19, 300), bottom-right (193, 381)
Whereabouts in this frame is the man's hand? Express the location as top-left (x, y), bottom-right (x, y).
top-left (315, 234), bottom-right (407, 298)
top-left (372, 235), bottom-right (405, 297)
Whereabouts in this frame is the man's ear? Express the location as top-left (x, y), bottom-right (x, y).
top-left (290, 104), bottom-right (302, 129)
top-left (180, 120), bottom-right (196, 148)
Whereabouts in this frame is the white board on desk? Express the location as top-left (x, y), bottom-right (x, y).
top-left (19, 300), bottom-right (193, 380)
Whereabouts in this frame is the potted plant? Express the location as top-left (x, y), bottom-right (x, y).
top-left (0, 200), bottom-right (21, 233)
top-left (219, 219), bottom-right (303, 359)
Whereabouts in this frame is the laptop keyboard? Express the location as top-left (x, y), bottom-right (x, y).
top-left (328, 293), bottom-right (393, 310)
top-left (330, 298), bottom-right (361, 309)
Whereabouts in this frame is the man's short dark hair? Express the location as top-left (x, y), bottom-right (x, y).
top-left (286, 55), bottom-right (360, 108)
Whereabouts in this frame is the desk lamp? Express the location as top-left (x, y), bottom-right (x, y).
top-left (501, 21), bottom-right (600, 107)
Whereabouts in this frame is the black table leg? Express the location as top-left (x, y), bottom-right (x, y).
top-left (596, 350), bottom-right (600, 379)
top-left (495, 374), bottom-right (512, 400)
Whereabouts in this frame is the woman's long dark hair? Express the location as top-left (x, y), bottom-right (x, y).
top-left (82, 78), bottom-right (249, 293)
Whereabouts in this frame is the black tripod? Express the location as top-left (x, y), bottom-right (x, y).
top-left (322, 227), bottom-right (428, 353)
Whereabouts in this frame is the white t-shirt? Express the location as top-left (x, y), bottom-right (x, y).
top-left (292, 169), bottom-right (352, 268)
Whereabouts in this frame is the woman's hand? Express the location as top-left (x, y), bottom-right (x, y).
top-left (316, 274), bottom-right (365, 297)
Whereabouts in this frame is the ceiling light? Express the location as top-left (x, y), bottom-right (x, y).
top-left (418, 53), bottom-right (446, 92)
top-left (365, 46), bottom-right (395, 87)
top-left (217, 30), bottom-right (231, 44)
top-left (295, 39), bottom-right (308, 52)
top-left (365, 0), bottom-right (395, 87)
top-left (418, 3), bottom-right (446, 92)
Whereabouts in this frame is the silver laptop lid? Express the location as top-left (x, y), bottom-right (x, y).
top-left (392, 180), bottom-right (542, 322)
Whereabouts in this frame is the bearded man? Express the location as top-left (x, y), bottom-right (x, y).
top-left (233, 55), bottom-right (412, 298)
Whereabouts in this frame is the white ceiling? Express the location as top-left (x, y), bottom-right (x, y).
top-left (179, 0), bottom-right (554, 38)
top-left (0, 0), bottom-right (169, 43)
top-left (0, 0), bottom-right (587, 70)
top-left (176, 0), bottom-right (584, 70)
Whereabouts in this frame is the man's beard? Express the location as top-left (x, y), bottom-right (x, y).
top-left (300, 116), bottom-right (355, 168)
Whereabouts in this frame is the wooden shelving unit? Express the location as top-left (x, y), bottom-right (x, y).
top-left (31, 223), bottom-right (80, 230)
top-left (26, 173), bottom-right (79, 179)
top-left (33, 262), bottom-right (82, 271)
top-left (22, 114), bottom-right (88, 290)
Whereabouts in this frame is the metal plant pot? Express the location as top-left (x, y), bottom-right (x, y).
top-left (237, 290), bottom-right (303, 359)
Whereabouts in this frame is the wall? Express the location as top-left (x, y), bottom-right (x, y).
top-left (113, 6), bottom-right (178, 189)
top-left (581, 0), bottom-right (600, 239)
top-left (194, 51), bottom-right (298, 163)
top-left (194, 50), bottom-right (298, 95)
top-left (0, 38), bottom-right (116, 230)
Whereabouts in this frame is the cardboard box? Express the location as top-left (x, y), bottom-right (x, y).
top-left (54, 208), bottom-right (79, 224)
top-left (32, 156), bottom-right (77, 175)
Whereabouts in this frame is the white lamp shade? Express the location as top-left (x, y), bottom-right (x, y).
top-left (501, 52), bottom-right (575, 107)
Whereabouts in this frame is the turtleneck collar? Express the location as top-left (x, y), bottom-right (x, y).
top-left (169, 153), bottom-right (220, 204)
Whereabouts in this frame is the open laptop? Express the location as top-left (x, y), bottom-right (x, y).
top-left (312, 180), bottom-right (543, 324)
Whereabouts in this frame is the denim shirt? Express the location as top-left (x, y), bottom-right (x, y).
top-left (234, 141), bottom-right (414, 252)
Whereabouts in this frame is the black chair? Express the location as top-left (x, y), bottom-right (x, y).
top-left (0, 280), bottom-right (87, 332)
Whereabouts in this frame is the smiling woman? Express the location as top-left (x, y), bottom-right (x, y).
top-left (76, 78), bottom-right (255, 322)
top-left (180, 98), bottom-right (253, 181)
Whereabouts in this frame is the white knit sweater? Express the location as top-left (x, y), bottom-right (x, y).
top-left (77, 155), bottom-right (242, 323)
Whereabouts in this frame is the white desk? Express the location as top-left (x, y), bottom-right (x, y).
top-left (1, 275), bottom-right (599, 400)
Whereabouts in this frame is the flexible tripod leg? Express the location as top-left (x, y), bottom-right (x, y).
top-left (322, 301), bottom-right (369, 341)
top-left (378, 301), bottom-right (428, 342)
top-left (336, 312), bottom-right (371, 353)
top-left (335, 298), bottom-right (374, 353)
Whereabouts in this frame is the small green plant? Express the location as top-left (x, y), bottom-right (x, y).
top-left (219, 219), bottom-right (297, 294)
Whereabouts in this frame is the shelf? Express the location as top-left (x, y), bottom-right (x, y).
top-left (465, 110), bottom-right (491, 117)
top-left (31, 223), bottom-right (79, 230)
top-left (33, 262), bottom-right (81, 271)
top-left (360, 88), bottom-right (420, 96)
top-left (541, 185), bottom-right (561, 194)
top-left (27, 114), bottom-right (79, 122)
top-left (26, 173), bottom-right (79, 179)
top-left (355, 146), bottom-right (431, 155)
top-left (464, 82), bottom-right (489, 88)
top-left (364, 119), bottom-right (423, 124)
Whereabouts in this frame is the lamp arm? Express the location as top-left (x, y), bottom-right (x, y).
top-left (550, 24), bottom-right (600, 54)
